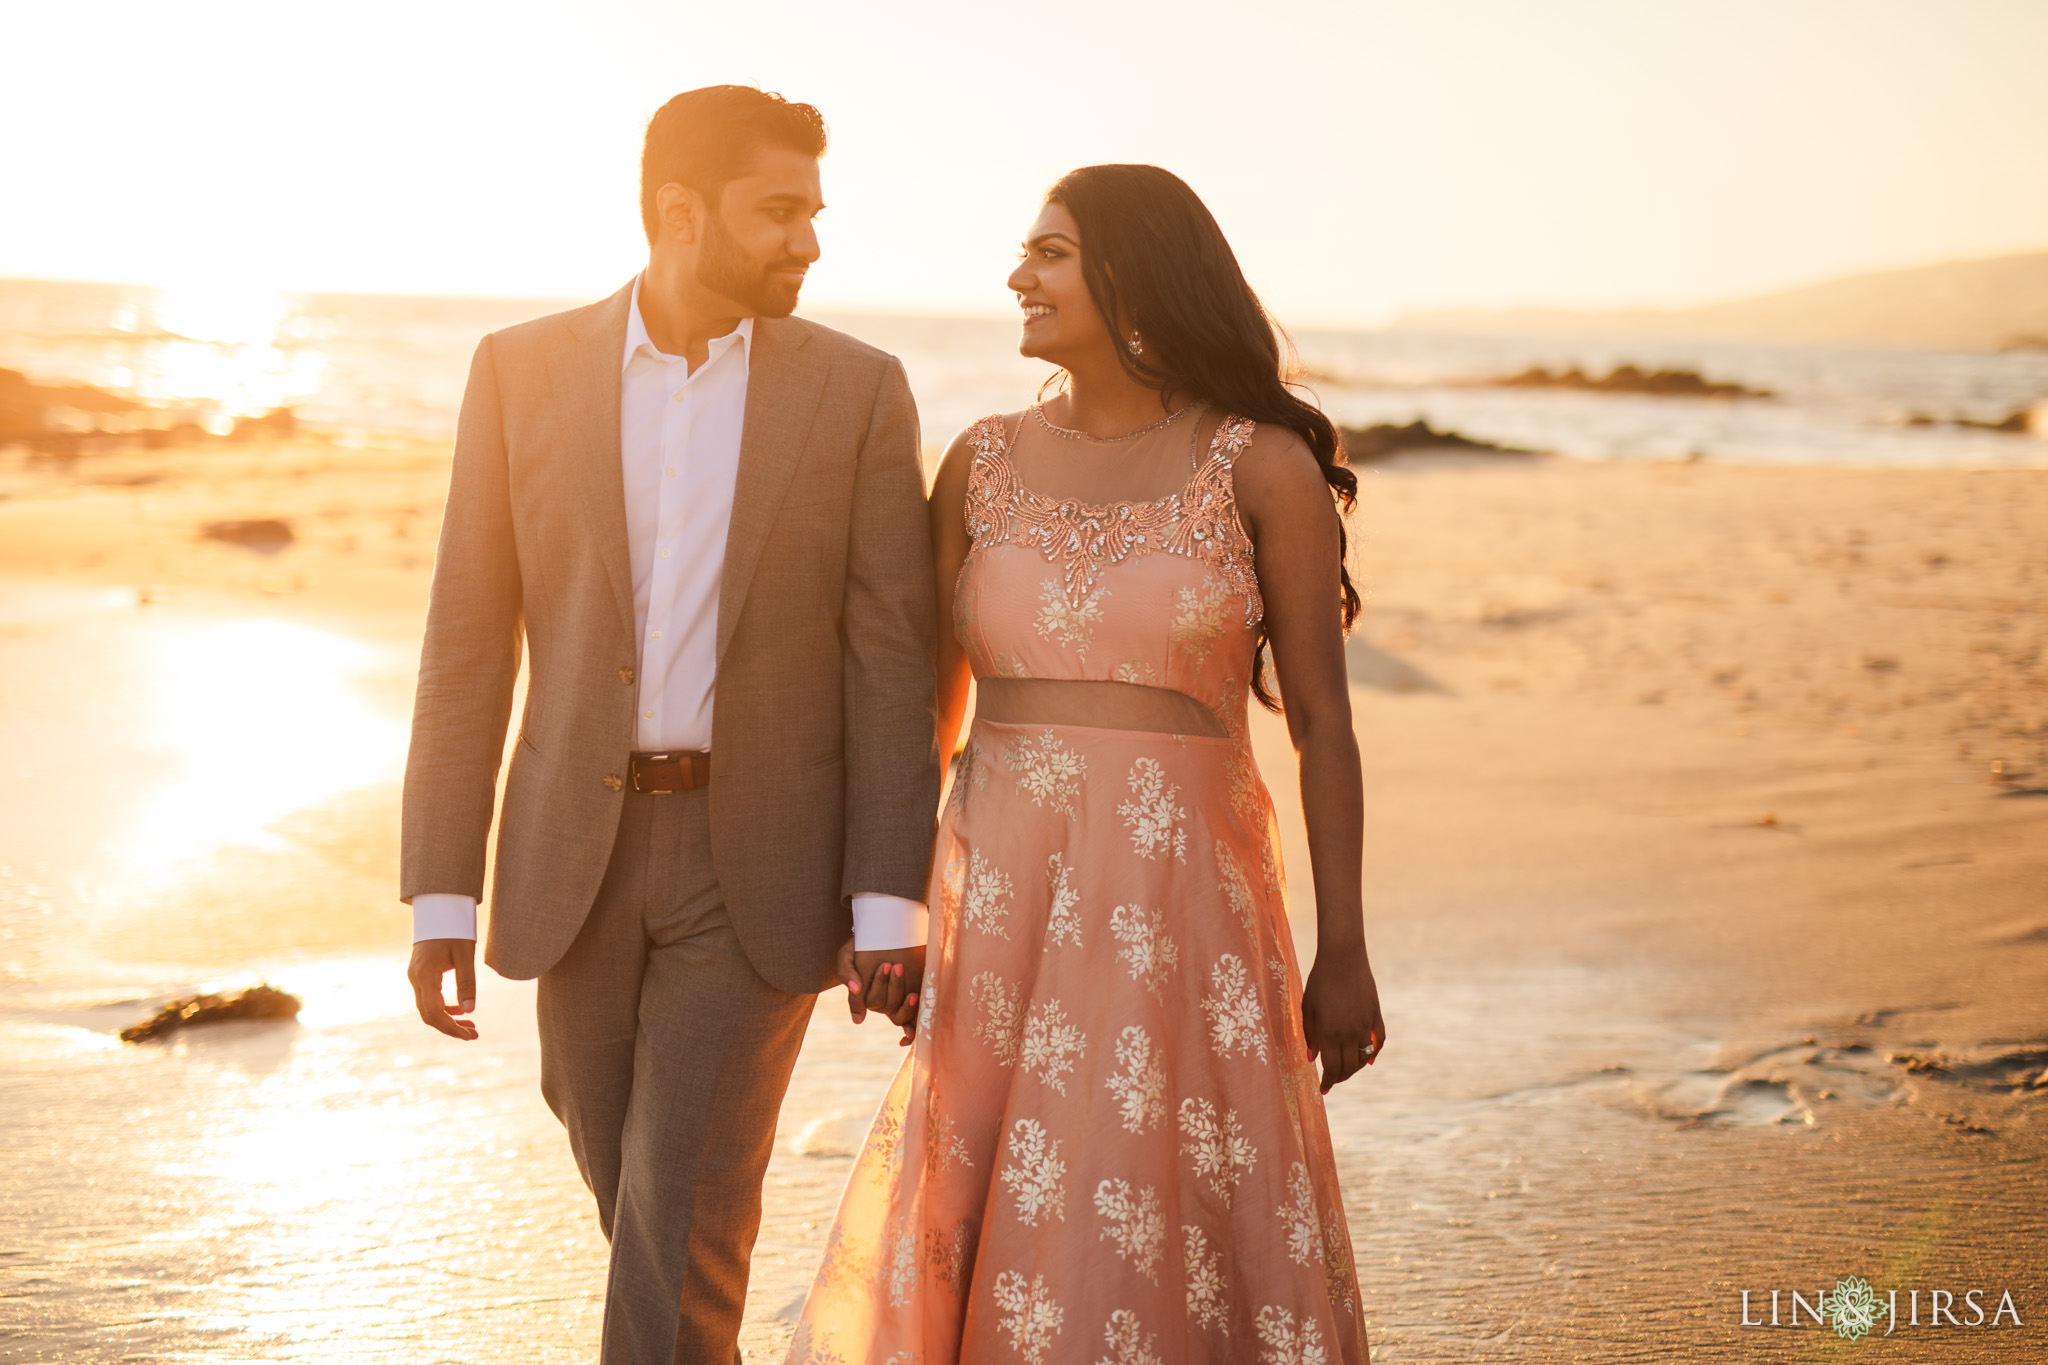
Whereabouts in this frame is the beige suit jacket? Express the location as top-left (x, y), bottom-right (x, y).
top-left (400, 282), bottom-right (941, 993)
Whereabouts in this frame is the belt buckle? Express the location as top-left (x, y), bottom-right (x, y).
top-left (633, 752), bottom-right (674, 794)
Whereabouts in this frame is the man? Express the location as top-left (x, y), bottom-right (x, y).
top-left (401, 86), bottom-right (938, 1363)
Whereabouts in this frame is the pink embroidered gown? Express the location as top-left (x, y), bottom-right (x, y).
top-left (789, 413), bottom-right (1366, 1365)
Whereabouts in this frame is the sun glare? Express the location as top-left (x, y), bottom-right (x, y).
top-left (124, 620), bottom-right (406, 875)
top-left (131, 283), bottom-right (325, 428)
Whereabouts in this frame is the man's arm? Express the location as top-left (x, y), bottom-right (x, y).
top-left (401, 334), bottom-right (523, 1040)
top-left (839, 356), bottom-right (941, 1027)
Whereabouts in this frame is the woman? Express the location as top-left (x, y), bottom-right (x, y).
top-left (792, 164), bottom-right (1385, 1365)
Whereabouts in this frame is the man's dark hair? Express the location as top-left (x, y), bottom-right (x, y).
top-left (639, 86), bottom-right (827, 244)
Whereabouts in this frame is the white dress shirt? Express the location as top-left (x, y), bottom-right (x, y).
top-left (413, 278), bottom-right (928, 952)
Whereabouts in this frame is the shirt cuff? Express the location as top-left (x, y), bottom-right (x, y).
top-left (851, 893), bottom-right (928, 951)
top-left (412, 893), bottom-right (478, 943)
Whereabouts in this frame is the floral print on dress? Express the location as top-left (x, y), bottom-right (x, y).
top-left (1003, 729), bottom-right (1088, 815)
top-left (1036, 578), bottom-right (1109, 655)
top-left (1120, 758), bottom-right (1188, 862)
top-left (866, 1104), bottom-right (905, 1176)
top-left (972, 971), bottom-right (1023, 1065)
top-left (1182, 1226), bottom-right (1230, 1334)
top-left (947, 740), bottom-right (988, 816)
top-left (927, 1220), bottom-right (972, 1291)
top-left (1092, 1179), bottom-right (1166, 1283)
top-left (1097, 1309), bottom-right (1165, 1365)
top-left (882, 1217), bottom-right (920, 1308)
top-left (992, 1271), bottom-right (1065, 1364)
top-left (1109, 902), bottom-right (1180, 999)
top-left (1178, 1098), bottom-right (1257, 1204)
top-left (1216, 841), bottom-right (1258, 937)
top-left (962, 849), bottom-right (1015, 938)
top-left (1104, 1025), bottom-right (1167, 1134)
top-left (1323, 1212), bottom-right (1359, 1318)
top-left (1203, 953), bottom-right (1272, 1062)
top-left (1113, 659), bottom-right (1161, 686)
top-left (785, 1322), bottom-right (845, 1365)
top-left (1018, 998), bottom-right (1087, 1093)
top-left (1171, 575), bottom-right (1233, 672)
top-left (1279, 1163), bottom-right (1320, 1266)
top-left (998, 1119), bottom-right (1067, 1227)
top-left (924, 1105), bottom-right (972, 1177)
top-left (1255, 1305), bottom-right (1330, 1365)
top-left (1044, 853), bottom-right (1082, 947)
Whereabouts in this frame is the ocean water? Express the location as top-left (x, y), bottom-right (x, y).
top-left (2, 276), bottom-right (2046, 467)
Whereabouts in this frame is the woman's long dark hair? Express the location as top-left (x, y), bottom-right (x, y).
top-left (1047, 163), bottom-right (1360, 710)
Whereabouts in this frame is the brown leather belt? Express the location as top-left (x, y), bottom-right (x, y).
top-left (629, 751), bottom-right (711, 793)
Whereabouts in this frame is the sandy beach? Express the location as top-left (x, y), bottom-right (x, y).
top-left (1, 436), bottom-right (2043, 1361)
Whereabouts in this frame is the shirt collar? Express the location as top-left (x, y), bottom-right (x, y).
top-left (622, 274), bottom-right (754, 373)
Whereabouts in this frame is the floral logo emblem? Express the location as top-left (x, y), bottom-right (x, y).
top-left (1819, 1276), bottom-right (1883, 1340)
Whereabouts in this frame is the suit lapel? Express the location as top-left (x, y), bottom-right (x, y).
top-left (718, 316), bottom-right (829, 664)
top-left (554, 282), bottom-right (636, 642)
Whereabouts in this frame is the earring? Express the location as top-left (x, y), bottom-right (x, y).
top-left (1127, 332), bottom-right (1143, 356)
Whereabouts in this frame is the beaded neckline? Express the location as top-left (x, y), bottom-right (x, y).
top-left (962, 411), bottom-right (1263, 628)
top-left (1029, 399), bottom-right (1200, 445)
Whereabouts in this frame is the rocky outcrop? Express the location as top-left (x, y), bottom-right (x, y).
top-left (1339, 420), bottom-right (1540, 463)
top-left (1904, 403), bottom-right (2048, 437)
top-left (1482, 364), bottom-right (1772, 399)
top-left (201, 518), bottom-right (296, 552)
top-left (119, 984), bottom-right (302, 1042)
top-left (229, 406), bottom-right (298, 440)
top-left (0, 367), bottom-right (141, 451)
top-left (1, 369), bottom-right (302, 454)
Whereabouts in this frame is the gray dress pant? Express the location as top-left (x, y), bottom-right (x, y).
top-left (538, 785), bottom-right (815, 1364)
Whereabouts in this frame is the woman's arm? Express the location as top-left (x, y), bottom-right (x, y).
top-left (929, 427), bottom-right (981, 766)
top-left (1233, 425), bottom-right (1387, 1092)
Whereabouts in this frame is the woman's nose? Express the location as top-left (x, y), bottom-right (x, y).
top-left (1006, 262), bottom-right (1033, 293)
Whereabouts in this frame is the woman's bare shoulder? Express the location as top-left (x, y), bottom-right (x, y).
top-left (1230, 420), bottom-right (1331, 504)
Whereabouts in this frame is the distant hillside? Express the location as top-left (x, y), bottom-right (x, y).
top-left (1394, 252), bottom-right (2048, 351)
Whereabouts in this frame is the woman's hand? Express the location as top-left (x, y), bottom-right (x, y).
top-left (1300, 941), bottom-right (1385, 1093)
top-left (834, 938), bottom-right (925, 1043)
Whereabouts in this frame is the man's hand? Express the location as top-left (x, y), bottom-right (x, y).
top-left (409, 937), bottom-right (479, 1041)
top-left (834, 938), bottom-right (925, 1044)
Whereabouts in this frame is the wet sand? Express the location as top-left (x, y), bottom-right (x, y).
top-left (0, 439), bottom-right (2043, 1361)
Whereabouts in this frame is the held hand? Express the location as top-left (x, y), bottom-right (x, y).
top-left (1300, 942), bottom-right (1385, 1093)
top-left (408, 937), bottom-right (479, 1041)
top-left (835, 938), bottom-right (926, 1043)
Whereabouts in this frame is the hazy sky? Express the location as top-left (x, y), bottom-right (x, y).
top-left (8, 0), bottom-right (2046, 324)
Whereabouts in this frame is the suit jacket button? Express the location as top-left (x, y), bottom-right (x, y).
top-left (618, 667), bottom-right (635, 685)
top-left (603, 773), bottom-right (623, 792)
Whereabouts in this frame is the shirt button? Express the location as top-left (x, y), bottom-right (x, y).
top-left (665, 467), bottom-right (677, 478)
top-left (672, 391), bottom-right (684, 403)
top-left (603, 773), bottom-right (623, 792)
top-left (618, 667), bottom-right (635, 685)
top-left (650, 629), bottom-right (663, 641)
top-left (660, 548), bottom-right (673, 560)
top-left (643, 709), bottom-right (653, 719)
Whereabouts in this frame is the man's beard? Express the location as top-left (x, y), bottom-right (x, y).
top-left (696, 211), bottom-right (806, 318)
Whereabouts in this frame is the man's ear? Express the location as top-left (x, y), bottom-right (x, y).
top-left (654, 182), bottom-right (704, 246)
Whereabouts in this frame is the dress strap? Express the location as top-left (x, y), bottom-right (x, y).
top-left (1209, 414), bottom-right (1256, 466)
top-left (961, 414), bottom-right (1016, 546)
